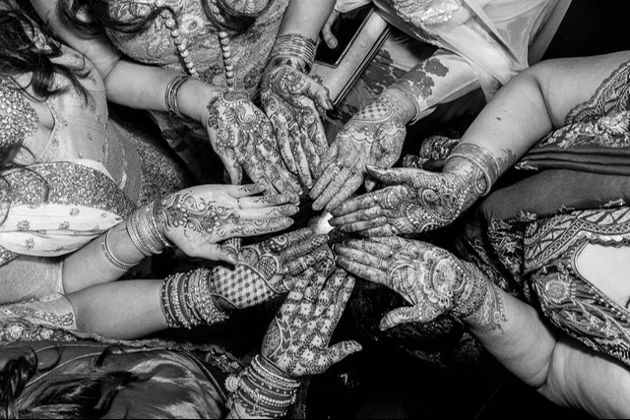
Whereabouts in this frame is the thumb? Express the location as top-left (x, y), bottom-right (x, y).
top-left (366, 165), bottom-right (416, 186)
top-left (364, 177), bottom-right (376, 192)
top-left (217, 242), bottom-right (239, 265)
top-left (379, 306), bottom-right (429, 331)
top-left (325, 340), bottom-right (363, 367)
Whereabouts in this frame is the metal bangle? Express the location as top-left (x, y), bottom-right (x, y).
top-left (101, 229), bottom-right (138, 271)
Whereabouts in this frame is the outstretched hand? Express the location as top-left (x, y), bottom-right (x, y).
top-left (329, 165), bottom-right (469, 236)
top-left (336, 236), bottom-right (489, 330)
top-left (154, 184), bottom-right (299, 263)
top-left (207, 228), bottom-right (335, 311)
top-left (310, 91), bottom-right (411, 212)
top-left (261, 63), bottom-right (331, 189)
top-left (205, 90), bottom-right (302, 196)
top-left (261, 267), bottom-right (362, 377)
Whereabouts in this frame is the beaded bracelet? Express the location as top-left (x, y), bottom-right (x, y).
top-left (101, 229), bottom-right (138, 271)
top-left (270, 34), bottom-right (317, 74)
top-left (446, 142), bottom-right (501, 196)
top-left (164, 74), bottom-right (190, 120)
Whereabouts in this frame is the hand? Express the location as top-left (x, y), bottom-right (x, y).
top-left (154, 184), bottom-right (298, 263)
top-left (336, 236), bottom-right (489, 330)
top-left (260, 62), bottom-right (331, 189)
top-left (310, 90), bottom-right (413, 212)
top-left (207, 228), bottom-right (335, 310)
top-left (261, 268), bottom-right (362, 377)
top-left (329, 165), bottom-right (471, 236)
top-left (205, 90), bottom-right (302, 196)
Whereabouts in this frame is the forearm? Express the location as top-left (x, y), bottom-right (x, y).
top-left (62, 221), bottom-right (146, 293)
top-left (277, 0), bottom-right (336, 41)
top-left (104, 60), bottom-right (224, 121)
top-left (541, 335), bottom-right (630, 418)
top-left (463, 282), bottom-right (558, 388)
top-left (389, 51), bottom-right (481, 125)
top-left (458, 51), bottom-right (630, 175)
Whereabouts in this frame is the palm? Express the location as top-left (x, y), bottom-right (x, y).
top-left (330, 166), bottom-right (467, 236)
top-left (205, 91), bottom-right (301, 196)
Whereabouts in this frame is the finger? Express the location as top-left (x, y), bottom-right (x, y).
top-left (228, 217), bottom-right (294, 238)
top-left (311, 167), bottom-right (354, 212)
top-left (322, 10), bottom-right (340, 50)
top-left (380, 306), bottom-right (434, 331)
top-left (283, 248), bottom-right (333, 276)
top-left (189, 242), bottom-right (238, 264)
top-left (324, 340), bottom-right (363, 368)
top-left (315, 256), bottom-right (336, 279)
top-left (237, 192), bottom-right (300, 209)
top-left (329, 206), bottom-right (385, 227)
top-left (334, 245), bottom-right (389, 272)
top-left (226, 161), bottom-right (244, 185)
top-left (236, 203), bottom-right (300, 219)
top-left (336, 255), bottom-right (387, 284)
top-left (337, 218), bottom-right (392, 234)
top-left (228, 183), bottom-right (267, 198)
top-left (324, 173), bottom-right (365, 213)
top-left (262, 227), bottom-right (315, 253)
top-left (330, 187), bottom-right (398, 217)
top-left (341, 238), bottom-right (394, 259)
top-left (282, 274), bottom-right (310, 316)
top-left (366, 165), bottom-right (418, 186)
top-left (310, 143), bottom-right (339, 201)
top-left (221, 237), bottom-right (242, 261)
top-left (288, 126), bottom-right (314, 189)
top-left (303, 267), bottom-right (328, 302)
top-left (280, 233), bottom-right (329, 261)
top-left (362, 225), bottom-right (401, 237)
top-left (272, 111), bottom-right (300, 174)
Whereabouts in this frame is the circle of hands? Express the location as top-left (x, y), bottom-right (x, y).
top-left (261, 266), bottom-right (363, 377)
top-left (261, 63), bottom-right (331, 190)
top-left (310, 95), bottom-right (408, 212)
top-left (206, 228), bottom-right (335, 311)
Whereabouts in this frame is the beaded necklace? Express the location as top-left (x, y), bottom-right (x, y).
top-left (153, 0), bottom-right (235, 90)
top-left (0, 78), bottom-right (39, 154)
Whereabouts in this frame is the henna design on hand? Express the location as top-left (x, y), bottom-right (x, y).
top-left (206, 91), bottom-right (301, 196)
top-left (336, 236), bottom-right (493, 330)
top-left (310, 89), bottom-right (414, 212)
top-left (154, 185), bottom-right (298, 262)
top-left (328, 155), bottom-right (488, 235)
top-left (261, 268), bottom-right (362, 377)
top-left (261, 64), bottom-right (330, 188)
top-left (206, 228), bottom-right (335, 310)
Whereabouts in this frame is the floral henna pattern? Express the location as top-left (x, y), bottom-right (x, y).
top-left (311, 89), bottom-right (415, 212)
top-left (261, 268), bottom-right (362, 377)
top-left (206, 229), bottom-right (334, 310)
top-left (261, 65), bottom-right (330, 186)
top-left (206, 91), bottom-right (301, 195)
top-left (329, 158), bottom-right (486, 235)
top-left (335, 237), bottom-right (493, 330)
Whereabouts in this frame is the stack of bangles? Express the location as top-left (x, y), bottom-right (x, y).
top-left (101, 202), bottom-right (173, 271)
top-left (226, 354), bottom-right (300, 418)
top-left (269, 33), bottom-right (317, 75)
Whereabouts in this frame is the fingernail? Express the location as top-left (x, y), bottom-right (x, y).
top-left (326, 98), bottom-right (334, 109)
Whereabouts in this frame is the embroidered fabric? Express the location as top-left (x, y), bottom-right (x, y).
top-left (469, 58), bottom-right (630, 365)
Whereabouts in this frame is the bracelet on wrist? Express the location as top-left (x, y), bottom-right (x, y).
top-left (101, 228), bottom-right (139, 271)
top-left (165, 74), bottom-right (191, 120)
top-left (270, 34), bottom-right (317, 74)
top-left (445, 143), bottom-right (501, 196)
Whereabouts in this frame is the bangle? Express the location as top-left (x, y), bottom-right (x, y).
top-left (164, 74), bottom-right (190, 119)
top-left (100, 229), bottom-right (139, 271)
top-left (127, 204), bottom-right (169, 256)
top-left (270, 34), bottom-right (317, 74)
top-left (446, 143), bottom-right (501, 196)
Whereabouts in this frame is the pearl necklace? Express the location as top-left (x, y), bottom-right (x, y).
top-left (153, 0), bottom-right (235, 90)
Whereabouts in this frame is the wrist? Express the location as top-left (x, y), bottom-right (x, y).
top-left (444, 142), bottom-right (502, 196)
top-left (380, 88), bottom-right (418, 124)
top-left (451, 261), bottom-right (491, 321)
top-left (270, 34), bottom-right (317, 74)
top-left (178, 78), bottom-right (225, 123)
top-left (127, 201), bottom-right (172, 257)
top-left (226, 354), bottom-right (300, 419)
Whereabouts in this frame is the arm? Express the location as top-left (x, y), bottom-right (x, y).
top-left (277, 0), bottom-right (336, 40)
top-left (29, 0), bottom-right (221, 122)
top-left (329, 51), bottom-right (630, 235)
top-left (465, 281), bottom-right (630, 418)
